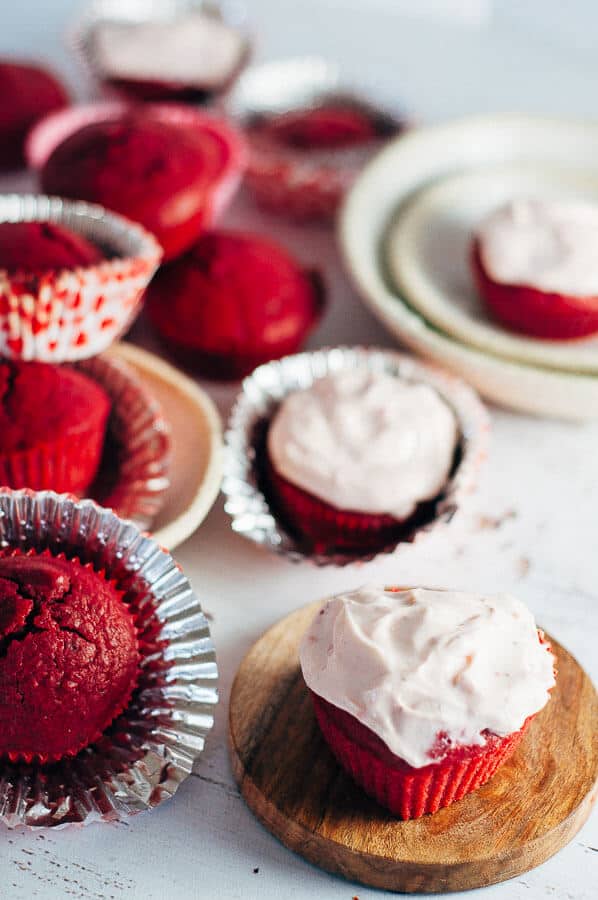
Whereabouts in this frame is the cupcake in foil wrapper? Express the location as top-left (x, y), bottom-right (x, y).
top-left (228, 57), bottom-right (408, 222)
top-left (222, 347), bottom-right (489, 567)
top-left (0, 489), bottom-right (217, 828)
top-left (70, 0), bottom-right (251, 104)
top-left (0, 194), bottom-right (162, 362)
top-left (77, 351), bottom-right (171, 529)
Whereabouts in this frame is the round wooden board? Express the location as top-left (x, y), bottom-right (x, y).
top-left (229, 602), bottom-right (598, 894)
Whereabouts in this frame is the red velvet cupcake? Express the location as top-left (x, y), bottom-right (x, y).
top-left (40, 113), bottom-right (231, 261)
top-left (300, 586), bottom-right (556, 819)
top-left (146, 230), bottom-right (324, 379)
top-left (0, 550), bottom-right (139, 763)
top-left (0, 60), bottom-right (68, 171)
top-left (265, 368), bottom-right (458, 553)
top-left (0, 360), bottom-right (110, 493)
top-left (0, 221), bottom-right (103, 273)
top-left (472, 199), bottom-right (598, 339)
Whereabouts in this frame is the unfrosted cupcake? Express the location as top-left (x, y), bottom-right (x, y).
top-left (300, 585), bottom-right (556, 819)
top-left (0, 360), bottom-right (110, 493)
top-left (0, 550), bottom-right (139, 763)
top-left (472, 199), bottom-right (598, 339)
top-left (266, 368), bottom-right (458, 553)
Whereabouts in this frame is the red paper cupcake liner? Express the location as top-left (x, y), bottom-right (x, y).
top-left (266, 459), bottom-right (413, 553)
top-left (245, 155), bottom-right (352, 222)
top-left (471, 240), bottom-right (598, 340)
top-left (310, 692), bottom-right (531, 819)
top-left (0, 402), bottom-right (109, 494)
top-left (0, 194), bottom-right (162, 362)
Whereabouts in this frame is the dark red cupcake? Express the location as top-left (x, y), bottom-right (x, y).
top-left (0, 360), bottom-right (110, 493)
top-left (0, 221), bottom-right (103, 273)
top-left (146, 230), bottom-right (324, 379)
top-left (0, 60), bottom-right (68, 171)
top-left (40, 113), bottom-right (230, 261)
top-left (0, 550), bottom-right (139, 763)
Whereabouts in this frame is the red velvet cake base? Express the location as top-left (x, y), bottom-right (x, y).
top-left (471, 240), bottom-right (598, 340)
top-left (310, 692), bottom-right (531, 819)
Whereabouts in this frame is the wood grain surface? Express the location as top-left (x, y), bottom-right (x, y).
top-left (229, 602), bottom-right (598, 894)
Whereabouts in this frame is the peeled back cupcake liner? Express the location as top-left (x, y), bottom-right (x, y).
top-left (310, 692), bottom-right (530, 820)
top-left (0, 489), bottom-right (217, 828)
top-left (228, 57), bottom-right (407, 222)
top-left (222, 347), bottom-right (489, 567)
top-left (77, 351), bottom-right (171, 528)
top-left (26, 101), bottom-right (248, 232)
top-left (0, 194), bottom-right (162, 362)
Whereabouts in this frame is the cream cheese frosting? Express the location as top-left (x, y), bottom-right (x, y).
top-left (478, 198), bottom-right (598, 298)
top-left (300, 586), bottom-right (555, 768)
top-left (267, 369), bottom-right (458, 519)
top-left (94, 13), bottom-right (245, 89)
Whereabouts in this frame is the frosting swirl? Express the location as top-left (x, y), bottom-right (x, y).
top-left (300, 586), bottom-right (555, 768)
top-left (478, 198), bottom-right (598, 298)
top-left (267, 369), bottom-right (457, 519)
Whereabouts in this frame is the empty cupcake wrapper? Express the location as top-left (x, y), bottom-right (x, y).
top-left (0, 489), bottom-right (217, 828)
top-left (222, 347), bottom-right (490, 567)
top-left (0, 194), bottom-right (162, 362)
top-left (228, 57), bottom-right (407, 221)
top-left (77, 351), bottom-right (171, 529)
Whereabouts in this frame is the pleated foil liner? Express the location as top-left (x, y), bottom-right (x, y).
top-left (0, 490), bottom-right (217, 828)
top-left (222, 347), bottom-right (490, 567)
top-left (0, 194), bottom-right (162, 362)
top-left (77, 352), bottom-right (171, 529)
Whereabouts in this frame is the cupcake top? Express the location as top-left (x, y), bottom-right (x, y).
top-left (267, 369), bottom-right (457, 519)
top-left (0, 221), bottom-right (103, 274)
top-left (300, 585), bottom-right (555, 768)
top-left (93, 13), bottom-right (246, 91)
top-left (0, 361), bottom-right (110, 452)
top-left (477, 198), bottom-right (598, 298)
top-left (0, 551), bottom-right (139, 761)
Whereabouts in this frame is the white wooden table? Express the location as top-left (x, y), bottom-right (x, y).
top-left (1, 2), bottom-right (597, 897)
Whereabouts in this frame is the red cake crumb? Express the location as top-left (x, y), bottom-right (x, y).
top-left (0, 551), bottom-right (139, 762)
top-left (146, 230), bottom-right (324, 378)
top-left (0, 61), bottom-right (69, 171)
top-left (0, 221), bottom-right (103, 274)
top-left (255, 104), bottom-right (379, 150)
top-left (40, 114), bottom-right (228, 260)
top-left (0, 361), bottom-right (110, 493)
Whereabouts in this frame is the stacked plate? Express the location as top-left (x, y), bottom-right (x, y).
top-left (339, 114), bottom-right (598, 420)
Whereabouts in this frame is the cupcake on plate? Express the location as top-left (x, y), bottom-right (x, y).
top-left (146, 230), bottom-right (324, 379)
top-left (0, 359), bottom-right (110, 493)
top-left (0, 550), bottom-right (139, 763)
top-left (300, 585), bottom-right (556, 819)
top-left (266, 367), bottom-right (458, 553)
top-left (471, 198), bottom-right (598, 339)
top-left (0, 60), bottom-right (68, 171)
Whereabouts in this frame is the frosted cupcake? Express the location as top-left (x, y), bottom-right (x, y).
top-left (266, 369), bottom-right (458, 553)
top-left (301, 585), bottom-right (556, 819)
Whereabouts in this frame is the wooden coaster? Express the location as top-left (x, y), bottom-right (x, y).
top-left (229, 602), bottom-right (598, 894)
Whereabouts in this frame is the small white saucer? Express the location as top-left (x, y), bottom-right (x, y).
top-left (386, 164), bottom-right (598, 374)
top-left (107, 343), bottom-right (222, 549)
top-left (340, 114), bottom-right (598, 420)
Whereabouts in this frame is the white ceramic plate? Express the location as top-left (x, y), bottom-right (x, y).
top-left (386, 164), bottom-right (598, 374)
top-left (107, 342), bottom-right (222, 549)
top-left (339, 114), bottom-right (598, 420)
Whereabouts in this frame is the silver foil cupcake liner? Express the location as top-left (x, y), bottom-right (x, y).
top-left (0, 489), bottom-right (217, 828)
top-left (222, 347), bottom-right (490, 567)
top-left (0, 194), bottom-right (162, 362)
top-left (77, 352), bottom-right (171, 529)
top-left (228, 57), bottom-right (408, 220)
